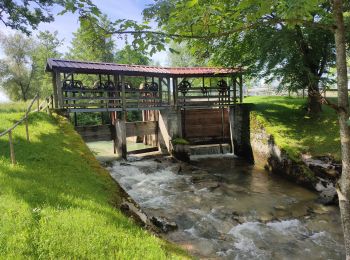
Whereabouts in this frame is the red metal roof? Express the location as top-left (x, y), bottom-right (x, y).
top-left (46, 58), bottom-right (242, 77)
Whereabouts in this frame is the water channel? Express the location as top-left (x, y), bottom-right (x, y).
top-left (88, 142), bottom-right (345, 259)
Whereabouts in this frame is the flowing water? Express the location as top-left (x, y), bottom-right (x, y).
top-left (106, 154), bottom-right (345, 259)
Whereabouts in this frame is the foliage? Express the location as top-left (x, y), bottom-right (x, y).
top-left (0, 33), bottom-right (37, 101)
top-left (167, 41), bottom-right (204, 67)
top-left (141, 1), bottom-right (350, 114)
top-left (172, 138), bottom-right (190, 145)
top-left (32, 31), bottom-right (63, 97)
top-left (0, 107), bottom-right (190, 259)
top-left (0, 31), bottom-right (62, 101)
top-left (115, 45), bottom-right (151, 65)
top-left (0, 0), bottom-right (100, 35)
top-left (68, 15), bottom-right (115, 63)
top-left (246, 96), bottom-right (341, 160)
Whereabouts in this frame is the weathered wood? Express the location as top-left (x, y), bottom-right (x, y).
top-left (173, 77), bottom-right (178, 107)
top-left (8, 130), bottom-right (16, 165)
top-left (166, 77), bottom-right (171, 105)
top-left (25, 116), bottom-right (29, 142)
top-left (125, 121), bottom-right (157, 137)
top-left (233, 75), bottom-right (237, 105)
top-left (115, 120), bottom-right (127, 159)
top-left (52, 72), bottom-right (58, 108)
top-left (182, 109), bottom-right (230, 139)
top-left (239, 74), bottom-right (243, 103)
top-left (75, 125), bottom-right (113, 142)
top-left (55, 71), bottom-right (63, 108)
top-left (121, 75), bottom-right (126, 118)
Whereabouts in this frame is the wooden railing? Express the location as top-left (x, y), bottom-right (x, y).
top-left (0, 94), bottom-right (53, 165)
top-left (62, 88), bottom-right (170, 113)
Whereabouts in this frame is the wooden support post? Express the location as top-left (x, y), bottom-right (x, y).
top-left (239, 74), bottom-right (243, 103)
top-left (37, 97), bottom-right (40, 111)
top-left (52, 72), bottom-right (58, 108)
top-left (159, 77), bottom-right (162, 106)
top-left (51, 95), bottom-right (54, 109)
top-left (55, 71), bottom-right (63, 108)
top-left (121, 75), bottom-right (126, 120)
top-left (8, 131), bottom-right (16, 165)
top-left (46, 98), bottom-right (50, 114)
top-left (167, 77), bottom-right (171, 106)
top-left (172, 77), bottom-right (178, 107)
top-left (25, 116), bottom-right (29, 142)
top-left (115, 120), bottom-right (127, 159)
top-left (233, 75), bottom-right (237, 105)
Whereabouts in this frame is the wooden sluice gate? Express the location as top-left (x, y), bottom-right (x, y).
top-left (46, 59), bottom-right (253, 160)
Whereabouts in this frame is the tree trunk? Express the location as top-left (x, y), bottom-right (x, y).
top-left (307, 81), bottom-right (322, 116)
top-left (333, 0), bottom-right (350, 258)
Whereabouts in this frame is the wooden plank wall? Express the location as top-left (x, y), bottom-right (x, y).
top-left (75, 125), bottom-right (113, 142)
top-left (75, 121), bottom-right (158, 142)
top-left (125, 121), bottom-right (157, 138)
top-left (182, 108), bottom-right (230, 139)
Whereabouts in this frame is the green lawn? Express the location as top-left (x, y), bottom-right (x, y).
top-left (0, 104), bottom-right (189, 259)
top-left (245, 96), bottom-right (341, 161)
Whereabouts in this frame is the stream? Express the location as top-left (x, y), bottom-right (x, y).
top-left (104, 153), bottom-right (344, 259)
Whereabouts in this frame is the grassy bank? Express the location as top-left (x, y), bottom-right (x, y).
top-left (245, 96), bottom-right (340, 161)
top-left (0, 104), bottom-right (189, 259)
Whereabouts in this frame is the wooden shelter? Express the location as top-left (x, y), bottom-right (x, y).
top-left (46, 58), bottom-right (247, 159)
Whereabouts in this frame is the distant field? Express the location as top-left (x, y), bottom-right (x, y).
top-left (245, 96), bottom-right (341, 161)
top-left (0, 105), bottom-right (189, 259)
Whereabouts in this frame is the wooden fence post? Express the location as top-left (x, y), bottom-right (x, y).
top-left (25, 115), bottom-right (29, 142)
top-left (46, 98), bottom-right (50, 114)
top-left (8, 131), bottom-right (16, 165)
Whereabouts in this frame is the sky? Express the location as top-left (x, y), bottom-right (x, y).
top-left (0, 0), bottom-right (168, 102)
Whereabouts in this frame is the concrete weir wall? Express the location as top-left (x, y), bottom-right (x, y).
top-left (229, 104), bottom-right (254, 163)
top-left (158, 105), bottom-right (254, 162)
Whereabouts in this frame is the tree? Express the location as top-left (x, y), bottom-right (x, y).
top-left (68, 15), bottom-right (115, 62)
top-left (0, 0), bottom-right (100, 35)
top-left (32, 31), bottom-right (63, 96)
top-left (115, 45), bottom-right (150, 65)
top-left (141, 1), bottom-right (349, 115)
top-left (333, 0), bottom-right (350, 258)
top-left (0, 33), bottom-right (37, 101)
top-left (167, 41), bottom-right (204, 67)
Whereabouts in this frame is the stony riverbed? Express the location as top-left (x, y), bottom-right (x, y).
top-left (105, 154), bottom-right (344, 259)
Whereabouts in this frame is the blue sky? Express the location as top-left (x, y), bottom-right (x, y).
top-left (0, 0), bottom-right (166, 102)
top-left (0, 0), bottom-right (166, 64)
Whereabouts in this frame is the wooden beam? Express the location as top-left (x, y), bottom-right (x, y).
top-left (159, 77), bottom-right (162, 106)
top-left (55, 71), bottom-right (63, 108)
top-left (239, 74), bottom-right (243, 103)
top-left (121, 75), bottom-right (126, 120)
top-left (166, 77), bottom-right (171, 106)
top-left (125, 121), bottom-right (157, 137)
top-left (8, 130), bottom-right (16, 165)
top-left (172, 77), bottom-right (178, 108)
top-left (115, 120), bottom-right (127, 159)
top-left (52, 72), bottom-right (58, 108)
top-left (233, 75), bottom-right (237, 105)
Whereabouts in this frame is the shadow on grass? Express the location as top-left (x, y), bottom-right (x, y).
top-left (250, 96), bottom-right (340, 158)
top-left (0, 113), bottom-right (133, 229)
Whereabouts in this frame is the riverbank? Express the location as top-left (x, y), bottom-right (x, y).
top-left (246, 96), bottom-right (341, 203)
top-left (0, 104), bottom-right (189, 258)
top-left (245, 96), bottom-right (340, 160)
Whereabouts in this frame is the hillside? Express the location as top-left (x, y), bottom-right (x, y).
top-left (0, 103), bottom-right (188, 259)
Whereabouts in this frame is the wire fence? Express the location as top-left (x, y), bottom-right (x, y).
top-left (0, 94), bottom-right (53, 165)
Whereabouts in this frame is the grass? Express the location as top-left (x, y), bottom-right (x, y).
top-left (0, 104), bottom-right (189, 259)
top-left (245, 96), bottom-right (341, 161)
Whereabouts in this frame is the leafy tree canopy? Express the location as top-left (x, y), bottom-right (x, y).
top-left (0, 0), bottom-right (99, 35)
